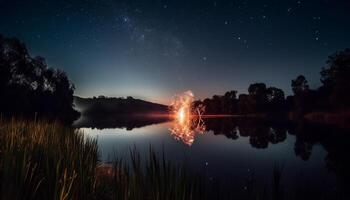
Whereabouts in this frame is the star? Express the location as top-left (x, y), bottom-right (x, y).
top-left (123, 16), bottom-right (129, 22)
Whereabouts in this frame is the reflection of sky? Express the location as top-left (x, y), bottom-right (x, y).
top-left (81, 122), bottom-right (335, 192)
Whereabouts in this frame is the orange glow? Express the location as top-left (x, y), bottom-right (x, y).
top-left (178, 107), bottom-right (185, 124)
top-left (169, 91), bottom-right (205, 146)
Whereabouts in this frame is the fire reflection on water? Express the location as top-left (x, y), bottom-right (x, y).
top-left (169, 91), bottom-right (206, 146)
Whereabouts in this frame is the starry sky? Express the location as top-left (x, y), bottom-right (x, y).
top-left (1, 0), bottom-right (350, 104)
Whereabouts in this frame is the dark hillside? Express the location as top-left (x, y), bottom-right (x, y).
top-left (74, 96), bottom-right (168, 115)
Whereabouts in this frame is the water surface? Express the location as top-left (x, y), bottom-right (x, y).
top-left (74, 115), bottom-right (350, 195)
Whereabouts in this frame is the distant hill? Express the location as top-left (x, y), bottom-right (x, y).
top-left (74, 96), bottom-right (169, 115)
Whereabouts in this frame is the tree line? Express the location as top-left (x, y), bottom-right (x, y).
top-left (194, 48), bottom-right (350, 116)
top-left (0, 35), bottom-right (79, 123)
top-left (1, 34), bottom-right (349, 122)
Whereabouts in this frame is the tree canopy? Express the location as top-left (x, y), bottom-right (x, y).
top-left (0, 35), bottom-right (79, 123)
top-left (195, 48), bottom-right (350, 116)
top-left (321, 48), bottom-right (350, 108)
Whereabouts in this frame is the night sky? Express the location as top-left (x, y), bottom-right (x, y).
top-left (1, 0), bottom-right (349, 104)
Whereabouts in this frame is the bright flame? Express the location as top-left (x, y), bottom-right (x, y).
top-left (169, 91), bottom-right (205, 146)
top-left (178, 107), bottom-right (185, 124)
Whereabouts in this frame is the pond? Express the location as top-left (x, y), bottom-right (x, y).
top-left (74, 115), bottom-right (350, 197)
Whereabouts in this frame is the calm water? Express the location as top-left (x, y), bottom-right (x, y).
top-left (74, 115), bottom-right (350, 195)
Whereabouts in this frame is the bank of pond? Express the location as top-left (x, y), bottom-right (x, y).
top-left (0, 118), bottom-right (349, 200)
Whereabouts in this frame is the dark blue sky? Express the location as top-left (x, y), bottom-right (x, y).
top-left (1, 0), bottom-right (349, 104)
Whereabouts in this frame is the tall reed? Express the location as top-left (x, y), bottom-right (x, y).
top-left (0, 119), bottom-right (98, 200)
top-left (0, 119), bottom-right (341, 200)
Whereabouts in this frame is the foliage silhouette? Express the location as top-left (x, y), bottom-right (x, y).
top-left (320, 48), bottom-right (350, 108)
top-left (194, 48), bottom-right (350, 128)
top-left (0, 35), bottom-right (79, 123)
top-left (197, 84), bottom-right (287, 115)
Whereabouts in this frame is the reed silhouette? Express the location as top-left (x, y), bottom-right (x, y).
top-left (1, 119), bottom-right (349, 200)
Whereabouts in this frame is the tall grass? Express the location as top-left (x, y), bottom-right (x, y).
top-left (0, 119), bottom-right (206, 200)
top-left (0, 119), bottom-right (342, 200)
top-left (0, 119), bottom-right (98, 200)
top-left (100, 147), bottom-right (206, 200)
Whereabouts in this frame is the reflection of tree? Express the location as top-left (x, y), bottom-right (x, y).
top-left (204, 118), bottom-right (239, 140)
top-left (249, 126), bottom-right (270, 148)
top-left (289, 123), bottom-right (350, 196)
top-left (320, 130), bottom-right (350, 196)
top-left (202, 118), bottom-right (350, 195)
top-left (204, 118), bottom-right (288, 149)
top-left (289, 123), bottom-right (320, 161)
top-left (248, 126), bottom-right (288, 149)
top-left (269, 127), bottom-right (287, 144)
top-left (294, 140), bottom-right (313, 161)
top-left (206, 118), bottom-right (350, 195)
top-left (238, 119), bottom-right (288, 149)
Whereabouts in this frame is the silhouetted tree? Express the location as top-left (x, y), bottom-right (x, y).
top-left (320, 48), bottom-right (350, 108)
top-left (292, 75), bottom-right (309, 95)
top-left (285, 95), bottom-right (294, 111)
top-left (0, 35), bottom-right (78, 123)
top-left (238, 94), bottom-right (254, 114)
top-left (223, 90), bottom-right (238, 114)
top-left (212, 95), bottom-right (223, 113)
top-left (267, 87), bottom-right (285, 111)
top-left (291, 75), bottom-right (313, 114)
top-left (194, 47), bottom-right (350, 118)
top-left (199, 84), bottom-right (288, 115)
top-left (248, 83), bottom-right (268, 113)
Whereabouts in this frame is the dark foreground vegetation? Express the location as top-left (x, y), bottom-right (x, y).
top-left (194, 48), bottom-right (350, 127)
top-left (0, 119), bottom-right (348, 200)
top-left (0, 35), bottom-right (79, 124)
top-left (0, 119), bottom-right (98, 199)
